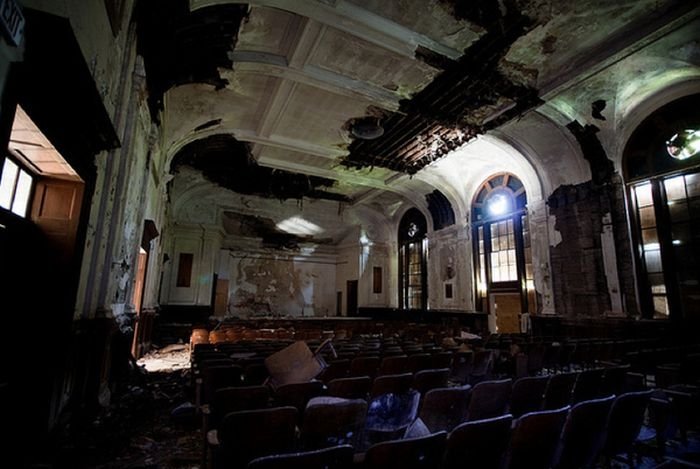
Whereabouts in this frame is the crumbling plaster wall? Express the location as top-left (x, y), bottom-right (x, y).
top-left (138, 144), bottom-right (171, 311)
top-left (219, 249), bottom-right (337, 318)
top-left (41, 2), bottom-right (172, 324)
top-left (427, 224), bottom-right (472, 311)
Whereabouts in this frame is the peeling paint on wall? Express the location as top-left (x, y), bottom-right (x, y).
top-left (548, 214), bottom-right (562, 247)
top-left (224, 254), bottom-right (336, 317)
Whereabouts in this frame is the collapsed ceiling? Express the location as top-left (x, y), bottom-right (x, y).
top-left (171, 134), bottom-right (349, 201)
top-left (137, 0), bottom-right (697, 205)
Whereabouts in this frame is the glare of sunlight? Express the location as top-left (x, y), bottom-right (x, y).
top-left (276, 216), bottom-right (324, 236)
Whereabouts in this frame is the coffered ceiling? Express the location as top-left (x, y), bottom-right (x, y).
top-left (137, 0), bottom-right (699, 209)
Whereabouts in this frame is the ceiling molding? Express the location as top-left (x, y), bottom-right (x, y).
top-left (232, 54), bottom-right (401, 110)
top-left (191, 0), bottom-right (465, 59)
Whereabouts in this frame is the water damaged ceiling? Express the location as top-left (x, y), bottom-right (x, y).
top-left (171, 134), bottom-right (349, 201)
top-left (138, 0), bottom-right (697, 207)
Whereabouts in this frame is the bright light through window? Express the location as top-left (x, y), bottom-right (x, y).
top-left (667, 129), bottom-right (700, 160)
top-left (276, 216), bottom-right (324, 236)
top-left (0, 158), bottom-right (32, 217)
top-left (487, 194), bottom-right (510, 216)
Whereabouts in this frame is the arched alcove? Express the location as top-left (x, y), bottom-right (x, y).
top-left (471, 173), bottom-right (534, 333)
top-left (398, 208), bottom-right (428, 310)
top-left (623, 93), bottom-right (700, 321)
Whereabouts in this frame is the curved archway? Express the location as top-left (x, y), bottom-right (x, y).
top-left (471, 173), bottom-right (534, 333)
top-left (622, 93), bottom-right (700, 321)
top-left (418, 133), bottom-right (550, 225)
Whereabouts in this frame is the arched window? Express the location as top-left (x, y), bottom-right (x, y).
top-left (398, 208), bottom-right (427, 310)
top-left (472, 173), bottom-right (534, 332)
top-left (624, 94), bottom-right (700, 320)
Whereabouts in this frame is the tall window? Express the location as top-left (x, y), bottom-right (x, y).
top-left (629, 173), bottom-right (700, 318)
top-left (624, 94), bottom-right (700, 321)
top-left (472, 174), bottom-right (534, 316)
top-left (0, 156), bottom-right (34, 217)
top-left (399, 208), bottom-right (427, 310)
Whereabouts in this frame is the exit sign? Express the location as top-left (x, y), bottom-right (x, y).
top-left (0, 0), bottom-right (23, 46)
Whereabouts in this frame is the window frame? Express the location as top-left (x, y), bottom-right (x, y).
top-left (0, 152), bottom-right (36, 218)
top-left (398, 208), bottom-right (428, 310)
top-left (627, 167), bottom-right (700, 320)
top-left (472, 173), bottom-right (532, 315)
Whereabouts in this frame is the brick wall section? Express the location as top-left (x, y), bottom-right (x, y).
top-left (548, 174), bottom-right (638, 317)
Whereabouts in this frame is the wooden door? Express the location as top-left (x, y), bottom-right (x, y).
top-left (214, 278), bottom-right (229, 316)
top-left (132, 248), bottom-right (148, 313)
top-left (30, 177), bottom-right (84, 263)
top-left (491, 292), bottom-right (521, 333)
top-left (346, 280), bottom-right (358, 316)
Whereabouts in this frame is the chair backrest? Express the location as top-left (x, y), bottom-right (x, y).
top-left (370, 372), bottom-right (413, 397)
top-left (349, 356), bottom-right (380, 378)
top-left (527, 344), bottom-right (545, 375)
top-left (444, 414), bottom-right (513, 469)
top-left (510, 375), bottom-right (549, 418)
top-left (364, 390), bottom-right (421, 449)
top-left (301, 397), bottom-right (368, 450)
top-left (407, 353), bottom-right (432, 373)
top-left (543, 372), bottom-right (577, 410)
top-left (470, 350), bottom-right (494, 379)
top-left (320, 359), bottom-right (351, 383)
top-left (601, 390), bottom-right (653, 459)
top-left (363, 431), bottom-right (448, 469)
top-left (247, 444), bottom-right (354, 469)
top-left (506, 406), bottom-right (570, 469)
top-left (211, 385), bottom-right (270, 429)
top-left (431, 351), bottom-right (454, 369)
top-left (572, 368), bottom-right (606, 403)
top-left (201, 364), bottom-right (244, 405)
top-left (451, 350), bottom-right (474, 384)
top-left (600, 364), bottom-right (630, 397)
top-left (243, 363), bottom-right (270, 386)
top-left (327, 376), bottom-right (372, 400)
top-left (412, 368), bottom-right (450, 395)
top-left (378, 355), bottom-right (410, 376)
top-left (419, 385), bottom-right (471, 433)
top-left (274, 380), bottom-right (325, 414)
top-left (556, 395), bottom-right (615, 469)
top-left (467, 378), bottom-right (512, 421)
top-left (217, 406), bottom-right (298, 468)
top-left (542, 344), bottom-right (561, 371)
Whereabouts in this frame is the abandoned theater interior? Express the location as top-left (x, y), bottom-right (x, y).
top-left (1, 0), bottom-right (700, 467)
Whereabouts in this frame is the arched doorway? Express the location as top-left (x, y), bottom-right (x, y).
top-left (398, 208), bottom-right (428, 310)
top-left (623, 93), bottom-right (700, 322)
top-left (472, 173), bottom-right (535, 333)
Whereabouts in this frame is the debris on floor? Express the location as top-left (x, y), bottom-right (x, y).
top-left (137, 343), bottom-right (191, 372)
top-left (52, 362), bottom-right (201, 469)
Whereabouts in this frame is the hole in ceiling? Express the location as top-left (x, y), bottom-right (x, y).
top-left (350, 116), bottom-right (384, 140)
top-left (170, 134), bottom-right (349, 202)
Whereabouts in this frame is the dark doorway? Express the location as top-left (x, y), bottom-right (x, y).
top-left (346, 280), bottom-right (358, 316)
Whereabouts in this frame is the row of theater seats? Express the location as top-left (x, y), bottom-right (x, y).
top-left (203, 366), bottom-right (640, 435)
top-left (206, 384), bottom-right (679, 468)
top-left (199, 354), bottom-right (699, 466)
top-left (191, 326), bottom-right (685, 378)
top-left (191, 322), bottom-right (460, 346)
top-left (189, 329), bottom-right (699, 466)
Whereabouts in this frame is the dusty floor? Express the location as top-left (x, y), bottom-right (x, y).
top-left (51, 347), bottom-right (201, 469)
